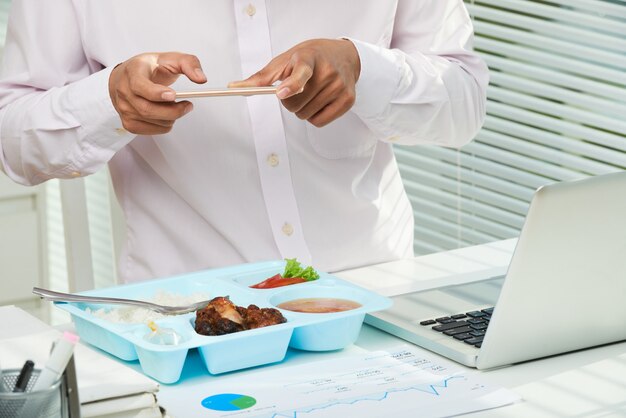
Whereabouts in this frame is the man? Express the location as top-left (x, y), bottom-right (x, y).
top-left (0, 1), bottom-right (488, 282)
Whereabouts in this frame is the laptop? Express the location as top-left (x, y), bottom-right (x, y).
top-left (365, 172), bottom-right (626, 369)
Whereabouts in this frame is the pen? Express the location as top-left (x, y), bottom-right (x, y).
top-left (13, 360), bottom-right (34, 392)
top-left (31, 332), bottom-right (79, 392)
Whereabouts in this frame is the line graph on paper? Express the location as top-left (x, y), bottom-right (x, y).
top-left (156, 345), bottom-right (520, 418)
top-left (267, 375), bottom-right (472, 418)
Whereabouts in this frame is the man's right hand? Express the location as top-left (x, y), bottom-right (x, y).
top-left (109, 52), bottom-right (207, 135)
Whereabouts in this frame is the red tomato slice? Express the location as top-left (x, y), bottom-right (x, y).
top-left (250, 274), bottom-right (307, 289)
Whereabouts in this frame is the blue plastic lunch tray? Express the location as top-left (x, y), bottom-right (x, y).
top-left (54, 260), bottom-right (392, 383)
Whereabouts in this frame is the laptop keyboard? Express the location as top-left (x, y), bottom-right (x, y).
top-left (419, 307), bottom-right (494, 348)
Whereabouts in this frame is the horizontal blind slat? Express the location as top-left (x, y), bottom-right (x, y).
top-left (405, 181), bottom-right (526, 229)
top-left (414, 212), bottom-right (503, 243)
top-left (468, 4), bottom-right (626, 53)
top-left (529, 0), bottom-right (626, 19)
top-left (472, 21), bottom-right (626, 71)
top-left (477, 129), bottom-right (622, 175)
top-left (396, 149), bottom-right (536, 200)
top-left (482, 54), bottom-right (626, 102)
top-left (486, 101), bottom-right (626, 151)
top-left (487, 87), bottom-right (626, 137)
top-left (415, 146), bottom-right (555, 188)
top-left (474, 37), bottom-right (626, 84)
top-left (488, 71), bottom-right (626, 119)
top-left (482, 116), bottom-right (626, 169)
top-left (475, 0), bottom-right (626, 34)
top-left (401, 167), bottom-right (530, 214)
top-left (413, 225), bottom-right (472, 251)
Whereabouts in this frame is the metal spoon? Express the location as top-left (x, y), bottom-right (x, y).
top-left (32, 287), bottom-right (211, 315)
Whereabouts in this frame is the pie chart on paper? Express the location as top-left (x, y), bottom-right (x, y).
top-left (201, 393), bottom-right (257, 411)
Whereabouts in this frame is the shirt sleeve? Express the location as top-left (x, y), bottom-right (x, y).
top-left (349, 0), bottom-right (489, 148)
top-left (0, 0), bottom-right (135, 186)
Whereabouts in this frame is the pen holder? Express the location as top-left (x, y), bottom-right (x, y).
top-left (0, 369), bottom-right (67, 418)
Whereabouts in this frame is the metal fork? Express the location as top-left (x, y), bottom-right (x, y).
top-left (32, 287), bottom-right (211, 315)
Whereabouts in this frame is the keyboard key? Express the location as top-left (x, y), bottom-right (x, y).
top-left (466, 311), bottom-right (486, 318)
top-left (467, 318), bottom-right (486, 325)
top-left (451, 314), bottom-right (467, 319)
top-left (432, 321), bottom-right (469, 332)
top-left (443, 326), bottom-right (472, 336)
top-left (470, 330), bottom-right (486, 337)
top-left (474, 342), bottom-right (482, 348)
top-left (481, 307), bottom-right (495, 315)
top-left (470, 323), bottom-right (488, 330)
top-left (464, 336), bottom-right (484, 345)
top-left (419, 319), bottom-right (436, 326)
top-left (453, 333), bottom-right (474, 340)
top-left (436, 318), bottom-right (456, 324)
top-left (435, 316), bottom-right (451, 322)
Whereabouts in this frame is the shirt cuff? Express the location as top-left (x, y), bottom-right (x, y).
top-left (65, 65), bottom-right (135, 148)
top-left (58, 66), bottom-right (135, 177)
top-left (347, 38), bottom-right (403, 120)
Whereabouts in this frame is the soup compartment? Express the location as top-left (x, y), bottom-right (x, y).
top-left (55, 260), bottom-right (391, 383)
top-left (269, 281), bottom-right (385, 351)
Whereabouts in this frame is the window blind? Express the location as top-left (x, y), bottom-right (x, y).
top-left (395, 0), bottom-right (626, 255)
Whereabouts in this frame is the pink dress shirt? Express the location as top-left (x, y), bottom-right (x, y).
top-left (0, 0), bottom-right (488, 282)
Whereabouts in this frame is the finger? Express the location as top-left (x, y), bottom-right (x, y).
top-left (157, 52), bottom-right (207, 84)
top-left (122, 118), bottom-right (175, 136)
top-left (227, 72), bottom-right (274, 88)
top-left (294, 87), bottom-right (334, 121)
top-left (228, 56), bottom-right (288, 88)
top-left (126, 72), bottom-right (177, 102)
top-left (283, 75), bottom-right (333, 115)
top-left (276, 55), bottom-right (315, 99)
top-left (114, 56), bottom-right (175, 101)
top-left (126, 95), bottom-right (193, 121)
top-left (308, 93), bottom-right (355, 127)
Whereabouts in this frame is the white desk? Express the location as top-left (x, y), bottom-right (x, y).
top-left (154, 239), bottom-right (626, 417)
top-left (6, 240), bottom-right (624, 417)
top-left (336, 238), bottom-right (626, 417)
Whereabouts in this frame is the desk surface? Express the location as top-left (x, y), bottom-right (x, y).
top-left (8, 239), bottom-right (624, 417)
top-left (155, 239), bottom-right (626, 417)
top-left (334, 239), bottom-right (626, 417)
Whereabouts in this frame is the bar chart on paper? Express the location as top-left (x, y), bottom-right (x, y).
top-left (158, 346), bottom-right (520, 418)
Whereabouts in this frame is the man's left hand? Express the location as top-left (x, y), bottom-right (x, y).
top-left (229, 39), bottom-right (360, 128)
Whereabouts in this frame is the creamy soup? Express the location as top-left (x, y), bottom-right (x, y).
top-left (277, 298), bottom-right (361, 313)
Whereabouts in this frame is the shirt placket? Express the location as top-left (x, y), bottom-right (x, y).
top-left (233, 0), bottom-right (312, 265)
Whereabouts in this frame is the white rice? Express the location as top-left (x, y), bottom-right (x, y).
top-left (85, 290), bottom-right (210, 324)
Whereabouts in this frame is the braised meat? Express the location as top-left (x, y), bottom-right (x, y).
top-left (239, 304), bottom-right (286, 329)
top-left (195, 296), bottom-right (286, 336)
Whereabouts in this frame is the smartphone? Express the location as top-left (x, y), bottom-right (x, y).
top-left (175, 86), bottom-right (277, 99)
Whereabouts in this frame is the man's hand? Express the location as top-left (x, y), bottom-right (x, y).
top-left (109, 52), bottom-right (207, 135)
top-left (229, 39), bottom-right (360, 128)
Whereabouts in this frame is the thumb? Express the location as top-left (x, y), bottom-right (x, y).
top-left (228, 56), bottom-right (287, 88)
top-left (155, 52), bottom-right (207, 86)
top-left (228, 71), bottom-right (273, 88)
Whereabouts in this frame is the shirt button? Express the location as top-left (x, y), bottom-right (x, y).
top-left (245, 4), bottom-right (256, 16)
top-left (70, 171), bottom-right (81, 177)
top-left (387, 136), bottom-right (400, 142)
top-left (282, 223), bottom-right (294, 236)
top-left (267, 153), bottom-right (279, 167)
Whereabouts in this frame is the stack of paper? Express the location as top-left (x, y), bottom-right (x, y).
top-left (0, 306), bottom-right (161, 418)
top-left (158, 344), bottom-right (520, 417)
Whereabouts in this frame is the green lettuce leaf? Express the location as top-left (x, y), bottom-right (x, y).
top-left (282, 258), bottom-right (319, 281)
